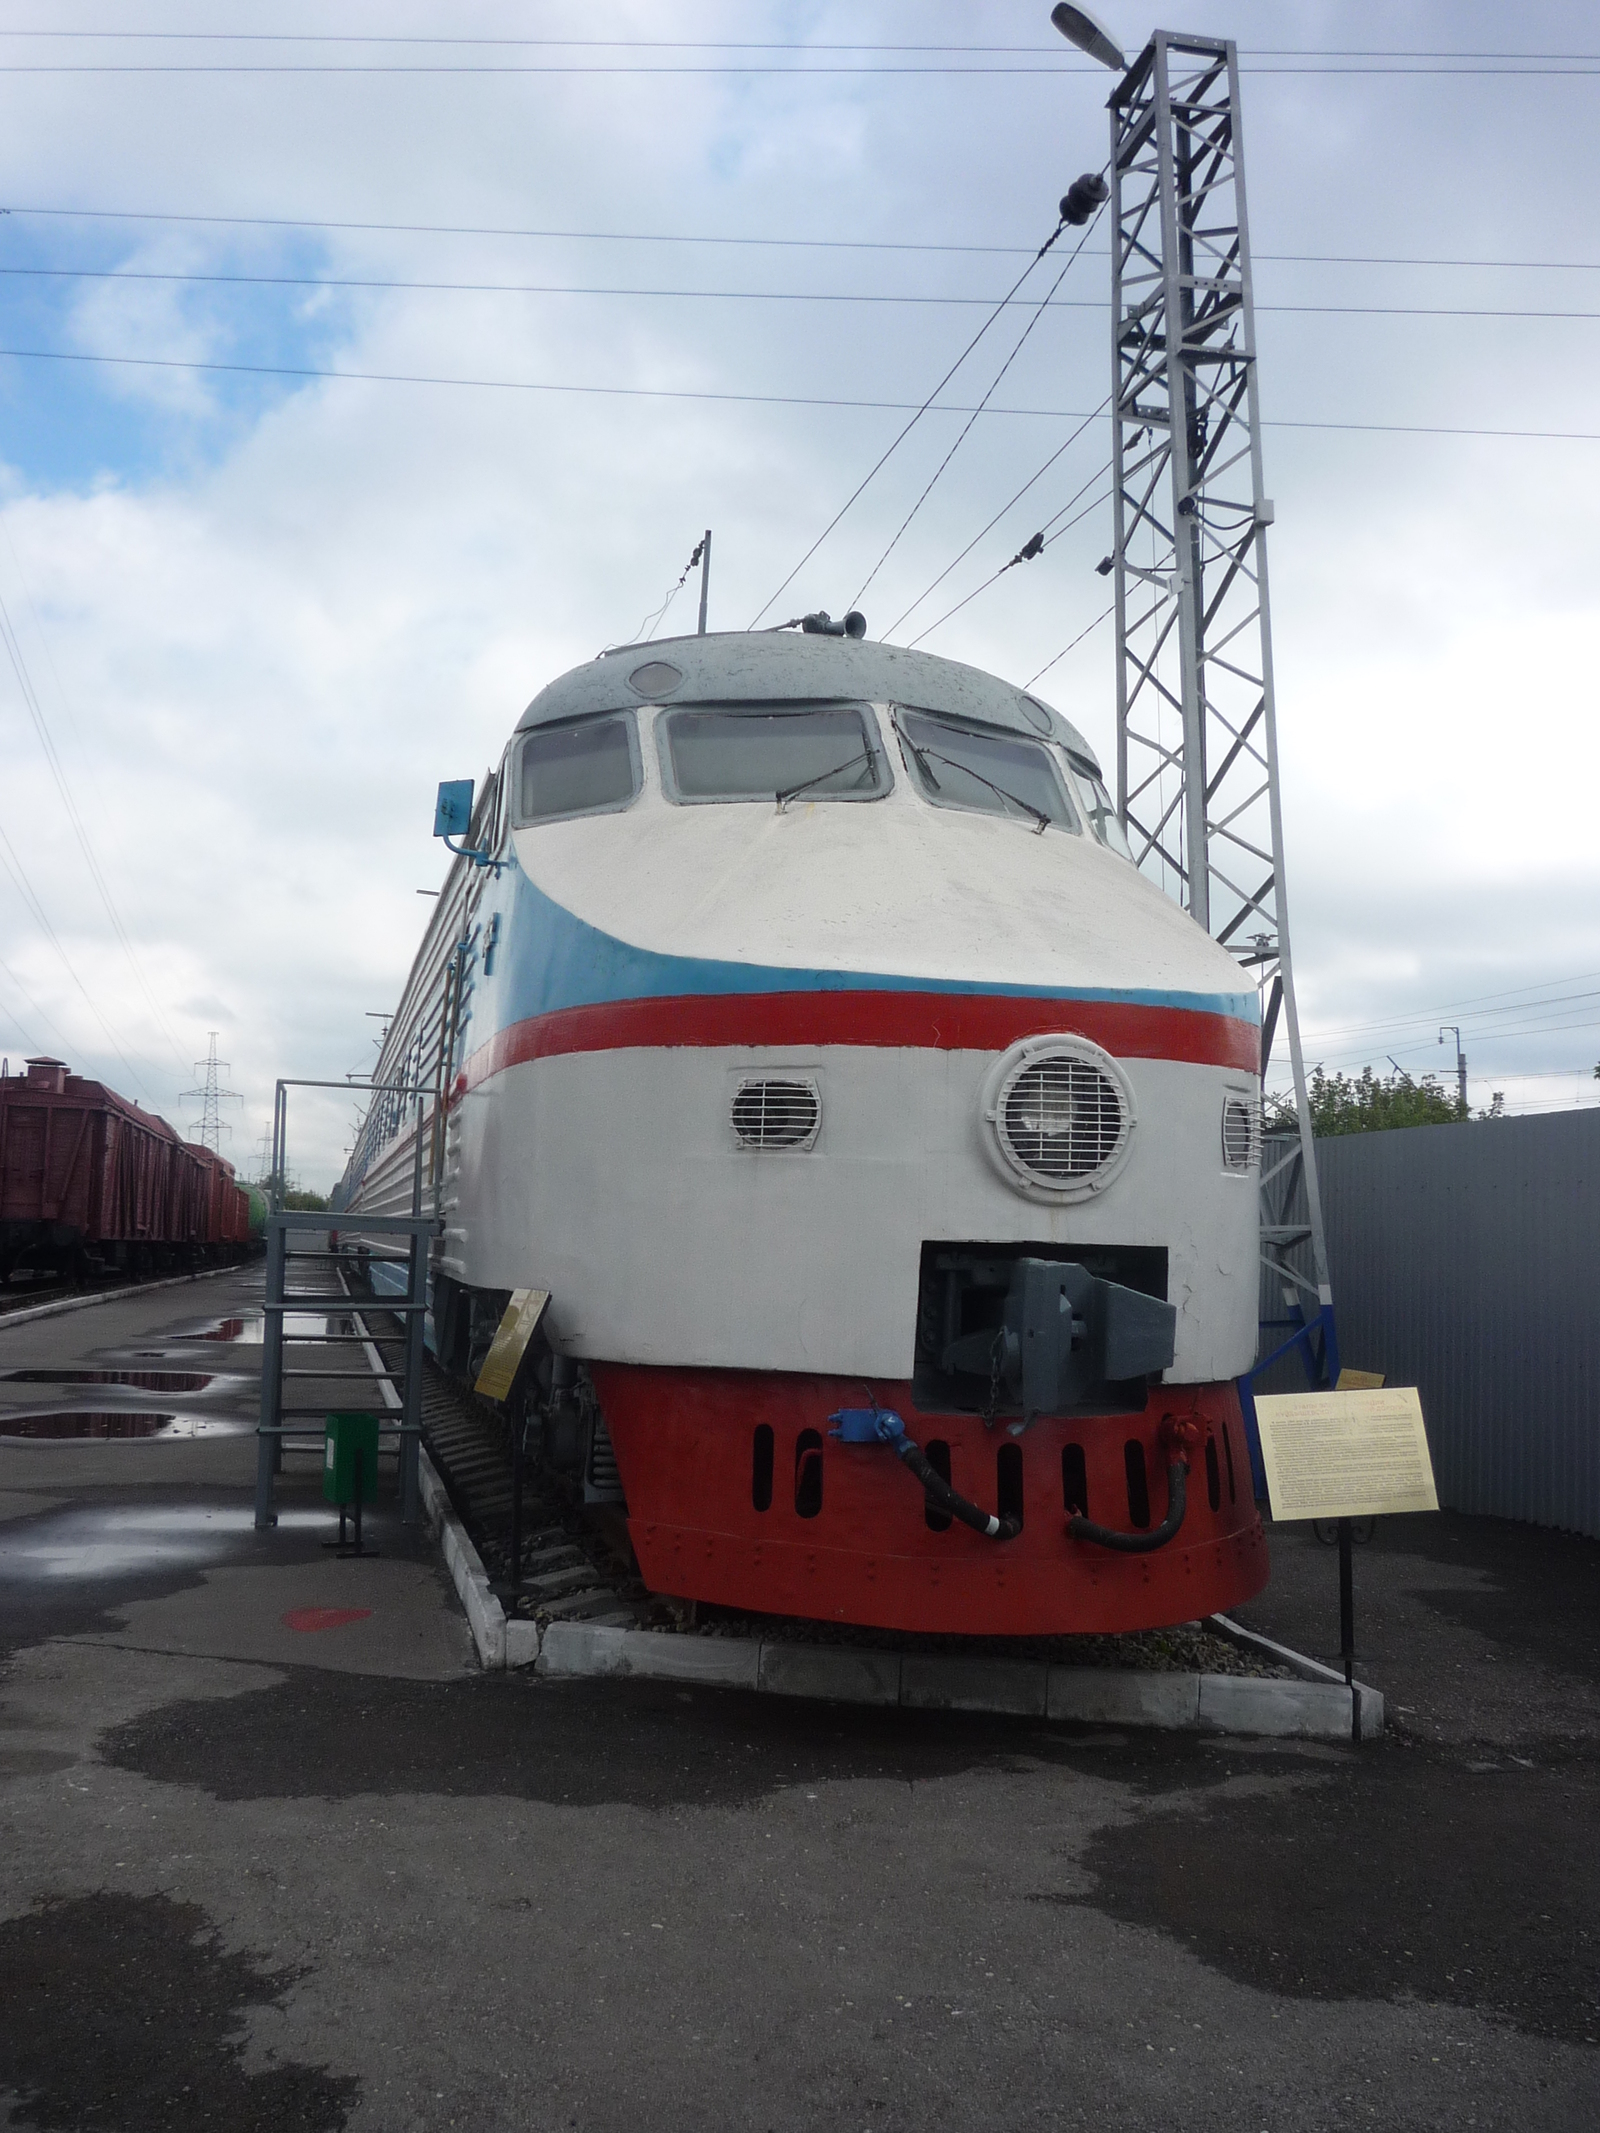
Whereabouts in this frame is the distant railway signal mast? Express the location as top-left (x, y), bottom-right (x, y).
top-left (1054, 9), bottom-right (1338, 1383)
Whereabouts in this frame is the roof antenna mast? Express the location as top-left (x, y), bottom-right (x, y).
top-left (697, 528), bottom-right (712, 634)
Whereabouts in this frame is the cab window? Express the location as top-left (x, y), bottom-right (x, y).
top-left (658, 703), bottom-right (889, 804)
top-left (1068, 752), bottom-right (1132, 857)
top-left (894, 707), bottom-right (1078, 833)
top-left (517, 714), bottom-right (639, 826)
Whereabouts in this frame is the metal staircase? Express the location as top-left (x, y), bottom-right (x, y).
top-left (253, 1075), bottom-right (437, 1530)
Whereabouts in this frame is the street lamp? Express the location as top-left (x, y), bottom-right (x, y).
top-left (1050, 3), bottom-right (1127, 72)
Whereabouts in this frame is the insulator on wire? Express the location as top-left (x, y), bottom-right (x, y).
top-left (1060, 172), bottom-right (1110, 226)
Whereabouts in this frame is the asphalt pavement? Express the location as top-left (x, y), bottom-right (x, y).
top-left (1, 1272), bottom-right (1595, 2131)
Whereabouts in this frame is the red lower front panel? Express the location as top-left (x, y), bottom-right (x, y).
top-left (591, 1365), bottom-right (1268, 1637)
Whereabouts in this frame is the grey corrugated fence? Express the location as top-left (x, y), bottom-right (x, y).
top-left (1262, 1112), bottom-right (1600, 1538)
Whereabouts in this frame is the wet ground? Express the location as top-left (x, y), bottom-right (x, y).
top-left (1, 1274), bottom-right (1596, 2131)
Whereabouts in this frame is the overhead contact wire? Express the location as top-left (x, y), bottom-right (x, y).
top-left (851, 207), bottom-right (1106, 610)
top-left (0, 578), bottom-right (186, 1072)
top-left (8, 345), bottom-right (1590, 444)
top-left (1024, 605), bottom-right (1116, 689)
top-left (883, 399), bottom-right (1109, 639)
top-left (904, 465), bottom-right (1110, 648)
top-left (11, 208), bottom-right (1600, 274)
top-left (748, 211), bottom-right (1073, 629)
top-left (13, 264), bottom-right (1600, 324)
top-left (0, 820), bottom-right (154, 1094)
top-left (0, 947), bottom-right (64, 1052)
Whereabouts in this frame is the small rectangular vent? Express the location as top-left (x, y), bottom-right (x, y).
top-left (1221, 1091), bottom-right (1261, 1172)
top-left (731, 1077), bottom-right (821, 1151)
top-left (583, 1414), bottom-right (625, 1505)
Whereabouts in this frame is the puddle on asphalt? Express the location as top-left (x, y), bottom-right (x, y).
top-left (107, 1311), bottom-right (342, 1355)
top-left (190, 1312), bottom-right (335, 1341)
top-left (104, 1314), bottom-right (266, 1360)
top-left (0, 1891), bottom-right (360, 2128)
top-left (3, 1500), bottom-right (328, 1578)
top-left (198, 1316), bottom-right (257, 1343)
top-left (0, 1369), bottom-right (218, 1392)
top-left (285, 1312), bottom-right (336, 1338)
top-left (0, 1412), bottom-right (252, 1440)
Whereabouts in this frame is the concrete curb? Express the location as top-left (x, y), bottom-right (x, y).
top-left (1210, 1612), bottom-right (1384, 1736)
top-left (417, 1449), bottom-right (506, 1671)
top-left (0, 1262), bottom-right (245, 1332)
top-left (538, 1622), bottom-right (760, 1688)
top-left (516, 1617), bottom-right (1382, 1740)
top-left (411, 1493), bottom-right (1383, 1737)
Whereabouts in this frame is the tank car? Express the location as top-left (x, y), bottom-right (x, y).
top-left (342, 629), bottom-right (1267, 1635)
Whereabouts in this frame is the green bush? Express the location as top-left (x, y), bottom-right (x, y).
top-left (1264, 1065), bottom-right (1466, 1137)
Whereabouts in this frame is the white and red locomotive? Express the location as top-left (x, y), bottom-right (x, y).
top-left (340, 627), bottom-right (1267, 1634)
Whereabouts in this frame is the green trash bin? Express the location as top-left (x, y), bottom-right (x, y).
top-left (323, 1411), bottom-right (380, 1507)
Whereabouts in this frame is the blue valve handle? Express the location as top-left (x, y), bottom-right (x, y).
top-left (826, 1405), bottom-right (1016, 1541)
top-left (827, 1406), bottom-right (906, 1444)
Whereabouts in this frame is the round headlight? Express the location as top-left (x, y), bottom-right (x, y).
top-left (980, 1035), bottom-right (1135, 1200)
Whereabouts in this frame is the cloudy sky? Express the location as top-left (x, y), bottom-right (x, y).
top-left (1, 0), bottom-right (1598, 1185)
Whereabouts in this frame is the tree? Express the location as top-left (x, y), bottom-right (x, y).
top-left (253, 1170), bottom-right (330, 1212)
top-left (1263, 1065), bottom-right (1466, 1137)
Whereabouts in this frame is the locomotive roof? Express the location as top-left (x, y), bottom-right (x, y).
top-left (516, 631), bottom-right (1102, 772)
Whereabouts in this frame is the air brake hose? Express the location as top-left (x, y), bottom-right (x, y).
top-left (1067, 1456), bottom-right (1190, 1553)
top-left (826, 1404), bottom-right (1019, 1542)
top-left (894, 1434), bottom-right (1021, 1540)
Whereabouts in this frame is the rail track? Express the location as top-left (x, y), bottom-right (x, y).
top-left (0, 1255), bottom-right (259, 1323)
top-left (342, 1280), bottom-right (646, 1630)
top-left (333, 1273), bottom-right (1284, 1673)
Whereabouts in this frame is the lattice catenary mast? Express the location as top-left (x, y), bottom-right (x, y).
top-left (183, 1030), bottom-right (242, 1154)
top-left (1101, 27), bottom-right (1337, 1379)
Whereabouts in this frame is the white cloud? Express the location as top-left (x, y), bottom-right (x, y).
top-left (0, 0), bottom-right (1598, 1178)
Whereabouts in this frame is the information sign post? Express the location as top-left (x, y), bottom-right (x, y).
top-left (1252, 1387), bottom-right (1438, 1734)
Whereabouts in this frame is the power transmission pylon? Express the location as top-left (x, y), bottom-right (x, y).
top-left (1106, 30), bottom-right (1338, 1390)
top-left (183, 1031), bottom-right (242, 1153)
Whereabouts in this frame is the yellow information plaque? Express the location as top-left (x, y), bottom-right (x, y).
top-left (1253, 1387), bottom-right (1439, 1523)
top-left (473, 1288), bottom-right (551, 1402)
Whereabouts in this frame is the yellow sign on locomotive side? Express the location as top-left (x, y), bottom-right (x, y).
top-left (1253, 1387), bottom-right (1438, 1523)
top-left (473, 1288), bottom-right (551, 1402)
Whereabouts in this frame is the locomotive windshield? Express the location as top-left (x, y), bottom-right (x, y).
top-left (894, 707), bottom-right (1078, 834)
top-left (1067, 752), bottom-right (1132, 857)
top-left (658, 704), bottom-right (889, 804)
top-left (517, 713), bottom-right (639, 825)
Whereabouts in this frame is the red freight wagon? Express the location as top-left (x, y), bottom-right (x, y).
top-left (0, 1056), bottom-right (254, 1282)
top-left (169, 1141), bottom-right (212, 1246)
top-left (188, 1143), bottom-right (251, 1247)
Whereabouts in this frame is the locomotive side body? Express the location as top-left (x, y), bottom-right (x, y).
top-left (346, 634), bottom-right (1269, 1634)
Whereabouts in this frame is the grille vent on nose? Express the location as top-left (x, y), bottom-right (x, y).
top-left (1221, 1091), bottom-right (1261, 1172)
top-left (731, 1078), bottom-right (821, 1151)
top-left (1001, 1057), bottom-right (1125, 1183)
